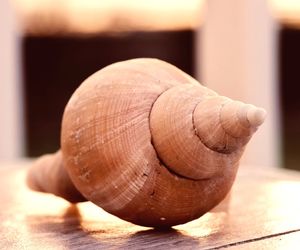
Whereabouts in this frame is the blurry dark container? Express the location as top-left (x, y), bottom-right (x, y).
top-left (22, 30), bottom-right (196, 156)
top-left (279, 24), bottom-right (300, 171)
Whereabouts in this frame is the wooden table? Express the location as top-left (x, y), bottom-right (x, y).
top-left (1, 162), bottom-right (300, 249)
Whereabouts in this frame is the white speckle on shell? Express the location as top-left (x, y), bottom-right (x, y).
top-left (73, 129), bottom-right (82, 144)
top-left (78, 169), bottom-right (92, 183)
top-left (73, 155), bottom-right (79, 166)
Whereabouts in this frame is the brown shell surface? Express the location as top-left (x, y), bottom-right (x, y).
top-left (61, 58), bottom-right (240, 227)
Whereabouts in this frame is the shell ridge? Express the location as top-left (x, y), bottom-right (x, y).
top-left (147, 84), bottom-right (201, 181)
top-left (192, 96), bottom-right (245, 157)
top-left (219, 102), bottom-right (244, 139)
top-left (192, 98), bottom-right (235, 155)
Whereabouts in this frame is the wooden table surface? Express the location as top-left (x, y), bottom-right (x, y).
top-left (1, 162), bottom-right (300, 250)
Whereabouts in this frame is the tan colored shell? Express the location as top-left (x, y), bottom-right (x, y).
top-left (28, 58), bottom-right (266, 228)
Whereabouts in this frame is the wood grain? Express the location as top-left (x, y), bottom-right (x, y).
top-left (1, 163), bottom-right (300, 249)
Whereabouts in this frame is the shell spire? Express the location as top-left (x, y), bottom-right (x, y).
top-left (150, 87), bottom-right (266, 181)
top-left (193, 96), bottom-right (266, 155)
top-left (245, 105), bottom-right (266, 127)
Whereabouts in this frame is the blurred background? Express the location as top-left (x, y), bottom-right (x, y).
top-left (0, 0), bottom-right (300, 171)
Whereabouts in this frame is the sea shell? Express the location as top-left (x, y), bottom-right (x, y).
top-left (28, 58), bottom-right (266, 228)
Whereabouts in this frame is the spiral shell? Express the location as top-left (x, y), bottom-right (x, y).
top-left (60, 58), bottom-right (265, 227)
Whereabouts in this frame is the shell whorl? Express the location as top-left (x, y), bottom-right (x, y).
top-left (150, 85), bottom-right (266, 180)
top-left (194, 97), bottom-right (266, 154)
top-left (61, 58), bottom-right (265, 227)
